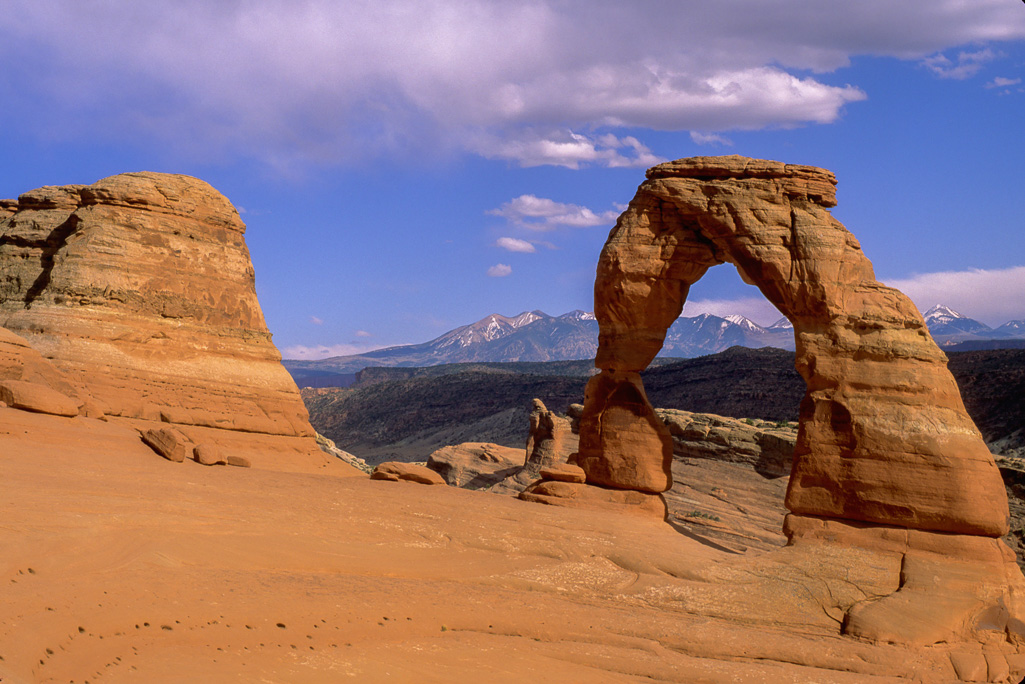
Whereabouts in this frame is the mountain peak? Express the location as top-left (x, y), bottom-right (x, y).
top-left (724, 314), bottom-right (766, 333)
top-left (509, 310), bottom-right (548, 328)
top-left (923, 304), bottom-right (965, 321)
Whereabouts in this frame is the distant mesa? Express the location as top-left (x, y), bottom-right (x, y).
top-left (0, 172), bottom-right (333, 471)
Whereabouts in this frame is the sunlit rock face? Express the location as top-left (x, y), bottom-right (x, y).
top-left (579, 155), bottom-right (1007, 538)
top-left (0, 172), bottom-right (325, 467)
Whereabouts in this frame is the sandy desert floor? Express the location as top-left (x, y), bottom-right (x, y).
top-left (0, 407), bottom-right (1014, 683)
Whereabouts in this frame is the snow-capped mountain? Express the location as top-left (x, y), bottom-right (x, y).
top-left (922, 305), bottom-right (993, 337)
top-left (995, 320), bottom-right (1025, 336)
top-left (724, 314), bottom-right (767, 333)
top-left (283, 305), bottom-right (1025, 383)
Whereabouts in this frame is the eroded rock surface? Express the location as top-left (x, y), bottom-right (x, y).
top-left (0, 173), bottom-right (328, 469)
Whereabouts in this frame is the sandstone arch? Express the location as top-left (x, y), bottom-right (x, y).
top-left (575, 155), bottom-right (1007, 538)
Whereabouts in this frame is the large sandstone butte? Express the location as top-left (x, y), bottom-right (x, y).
top-left (572, 155), bottom-right (1025, 648)
top-left (0, 172), bottom-right (330, 470)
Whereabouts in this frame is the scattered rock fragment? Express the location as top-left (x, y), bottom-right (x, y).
top-left (226, 455), bottom-right (252, 468)
top-left (0, 380), bottom-right (79, 418)
top-left (193, 444), bottom-right (226, 466)
top-left (142, 428), bottom-right (192, 463)
top-left (371, 462), bottom-right (446, 485)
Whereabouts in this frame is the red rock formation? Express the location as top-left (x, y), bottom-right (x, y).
top-left (580, 155), bottom-right (1006, 537)
top-left (0, 172), bottom-right (328, 469)
top-left (570, 155), bottom-right (1025, 648)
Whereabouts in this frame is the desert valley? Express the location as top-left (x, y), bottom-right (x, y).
top-left (2, 156), bottom-right (1025, 684)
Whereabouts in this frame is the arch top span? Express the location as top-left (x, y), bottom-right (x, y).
top-left (578, 155), bottom-right (1007, 538)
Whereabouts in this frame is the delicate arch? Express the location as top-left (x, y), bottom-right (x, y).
top-left (577, 156), bottom-right (1007, 537)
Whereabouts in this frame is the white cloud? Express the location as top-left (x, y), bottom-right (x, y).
top-left (681, 297), bottom-right (785, 328)
top-left (309, 315), bottom-right (324, 325)
top-left (282, 343), bottom-right (381, 360)
top-left (5, 1), bottom-right (1022, 169)
top-left (690, 131), bottom-right (734, 146)
top-left (496, 237), bottom-right (536, 253)
top-left (489, 195), bottom-right (620, 231)
top-left (883, 265), bottom-right (1025, 326)
top-left (354, 330), bottom-right (372, 338)
top-left (986, 76), bottom-right (1023, 88)
top-left (487, 263), bottom-right (512, 277)
top-left (921, 48), bottom-right (995, 79)
top-left (473, 130), bottom-right (663, 169)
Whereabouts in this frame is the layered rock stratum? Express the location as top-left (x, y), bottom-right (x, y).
top-left (0, 172), bottom-right (330, 469)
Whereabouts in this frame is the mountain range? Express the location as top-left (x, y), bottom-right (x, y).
top-left (284, 304), bottom-right (1025, 387)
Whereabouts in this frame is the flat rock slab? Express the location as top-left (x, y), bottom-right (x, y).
top-left (539, 463), bottom-right (586, 483)
top-left (519, 479), bottom-right (667, 520)
top-left (372, 461), bottom-right (446, 485)
top-left (0, 379), bottom-right (79, 417)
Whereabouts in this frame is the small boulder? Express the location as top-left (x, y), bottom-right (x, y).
top-left (226, 455), bottom-right (252, 468)
top-left (193, 443), bottom-right (226, 466)
top-left (0, 379), bottom-right (79, 417)
top-left (371, 462), bottom-right (446, 485)
top-left (142, 427), bottom-right (191, 463)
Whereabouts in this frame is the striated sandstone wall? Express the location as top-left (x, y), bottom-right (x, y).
top-left (0, 172), bottom-right (326, 467)
top-left (579, 155), bottom-right (1007, 537)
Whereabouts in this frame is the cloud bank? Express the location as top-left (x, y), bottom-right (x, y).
top-left (884, 265), bottom-right (1025, 326)
top-left (4, 1), bottom-right (1023, 169)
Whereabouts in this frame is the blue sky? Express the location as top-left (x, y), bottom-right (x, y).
top-left (1, 1), bottom-right (1024, 359)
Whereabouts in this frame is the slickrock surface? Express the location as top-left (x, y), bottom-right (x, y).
top-left (0, 172), bottom-right (328, 469)
top-left (5, 406), bottom-right (1025, 683)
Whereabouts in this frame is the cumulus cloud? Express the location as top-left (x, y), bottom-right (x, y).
top-left (884, 265), bottom-right (1025, 325)
top-left (474, 131), bottom-right (663, 169)
top-left (921, 48), bottom-right (996, 79)
top-left (496, 237), bottom-right (536, 253)
top-left (489, 195), bottom-right (620, 231)
top-left (2, 1), bottom-right (1023, 168)
top-left (487, 263), bottom-right (513, 277)
top-left (354, 330), bottom-right (373, 338)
